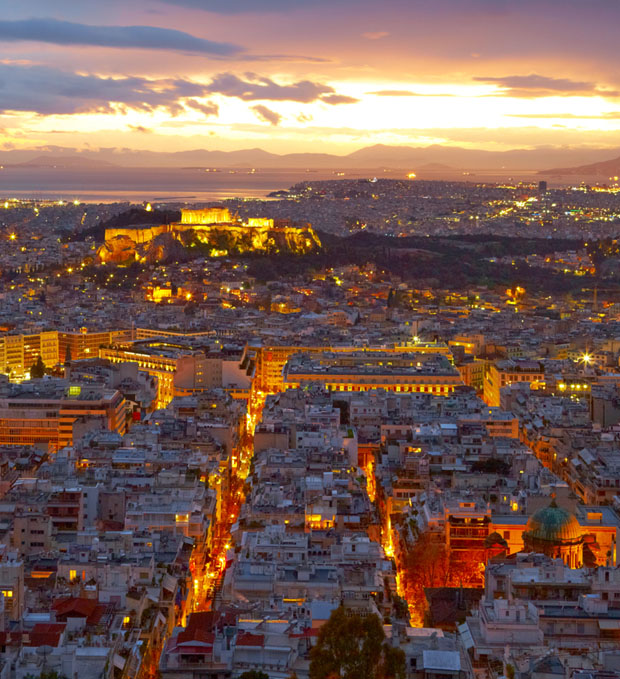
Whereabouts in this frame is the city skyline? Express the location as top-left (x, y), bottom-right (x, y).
top-left (2, 0), bottom-right (620, 156)
top-left (3, 3), bottom-right (620, 676)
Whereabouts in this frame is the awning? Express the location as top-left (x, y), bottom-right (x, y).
top-left (163, 574), bottom-right (178, 592)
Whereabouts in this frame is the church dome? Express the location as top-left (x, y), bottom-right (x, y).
top-left (524, 500), bottom-right (583, 544)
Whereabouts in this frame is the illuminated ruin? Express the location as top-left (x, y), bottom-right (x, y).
top-left (97, 208), bottom-right (322, 264)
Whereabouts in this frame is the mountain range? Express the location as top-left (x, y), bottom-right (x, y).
top-left (539, 155), bottom-right (620, 177)
top-left (1, 144), bottom-right (619, 173)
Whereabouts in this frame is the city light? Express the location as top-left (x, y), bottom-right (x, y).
top-left (3, 6), bottom-right (620, 667)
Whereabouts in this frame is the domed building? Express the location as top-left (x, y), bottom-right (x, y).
top-left (523, 499), bottom-right (585, 568)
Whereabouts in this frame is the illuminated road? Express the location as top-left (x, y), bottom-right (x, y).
top-left (190, 389), bottom-right (266, 614)
top-left (140, 390), bottom-right (266, 679)
top-left (370, 462), bottom-right (422, 627)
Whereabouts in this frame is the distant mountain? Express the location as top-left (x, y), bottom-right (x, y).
top-left (342, 143), bottom-right (619, 171)
top-left (1, 144), bottom-right (619, 172)
top-left (14, 155), bottom-right (118, 168)
top-left (539, 155), bottom-right (620, 177)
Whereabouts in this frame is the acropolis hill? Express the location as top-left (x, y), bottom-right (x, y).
top-left (97, 207), bottom-right (322, 264)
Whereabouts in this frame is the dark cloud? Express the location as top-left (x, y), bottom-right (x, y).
top-left (0, 63), bottom-right (212, 115)
top-left (474, 74), bottom-right (619, 98)
top-left (185, 99), bottom-right (219, 116)
top-left (205, 72), bottom-right (329, 102)
top-left (0, 63), bottom-right (353, 117)
top-left (0, 18), bottom-right (334, 64)
top-left (251, 104), bottom-right (281, 125)
top-left (476, 74), bottom-right (594, 91)
top-left (0, 17), bottom-right (242, 56)
top-left (204, 72), bottom-right (355, 104)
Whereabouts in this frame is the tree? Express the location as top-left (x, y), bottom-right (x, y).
top-left (391, 595), bottom-right (409, 621)
top-left (332, 399), bottom-right (350, 425)
top-left (309, 607), bottom-right (405, 679)
top-left (405, 532), bottom-right (450, 592)
top-left (30, 355), bottom-right (46, 379)
top-left (402, 532), bottom-right (450, 625)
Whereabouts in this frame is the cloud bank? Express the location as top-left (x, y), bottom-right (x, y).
top-left (0, 63), bottom-right (211, 115)
top-left (474, 74), bottom-right (619, 98)
top-left (0, 64), bottom-right (355, 118)
top-left (204, 73), bottom-right (358, 104)
top-left (0, 17), bottom-right (242, 56)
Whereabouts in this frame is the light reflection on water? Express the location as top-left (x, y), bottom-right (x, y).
top-left (0, 166), bottom-right (548, 203)
top-left (0, 166), bottom-right (394, 203)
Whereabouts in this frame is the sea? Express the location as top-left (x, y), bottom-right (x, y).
top-left (0, 166), bottom-right (401, 203)
top-left (0, 165), bottom-right (548, 204)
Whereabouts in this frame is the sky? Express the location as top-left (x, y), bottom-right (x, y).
top-left (1, 0), bottom-right (620, 156)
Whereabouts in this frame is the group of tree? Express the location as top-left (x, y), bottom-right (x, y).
top-left (401, 531), bottom-right (484, 626)
top-left (30, 356), bottom-right (46, 379)
top-left (242, 231), bottom-right (598, 296)
top-left (309, 606), bottom-right (405, 679)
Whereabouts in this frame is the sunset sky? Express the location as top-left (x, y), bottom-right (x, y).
top-left (2, 0), bottom-right (620, 155)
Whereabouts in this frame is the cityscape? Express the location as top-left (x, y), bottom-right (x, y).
top-left (2, 1), bottom-right (620, 679)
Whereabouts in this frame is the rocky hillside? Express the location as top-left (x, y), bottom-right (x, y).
top-left (96, 211), bottom-right (321, 265)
